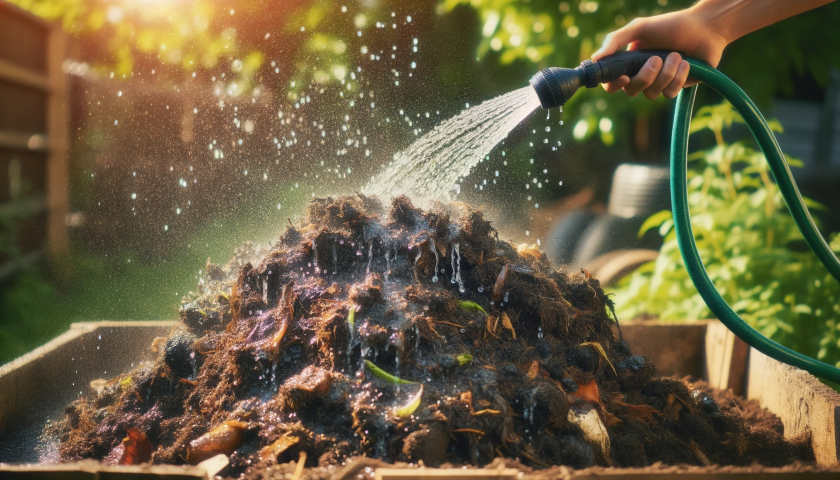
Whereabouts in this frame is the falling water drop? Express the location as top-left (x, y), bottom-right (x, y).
top-left (454, 243), bottom-right (465, 293)
top-left (430, 238), bottom-right (439, 283)
top-left (332, 241), bottom-right (338, 274)
top-left (312, 241), bottom-right (319, 275)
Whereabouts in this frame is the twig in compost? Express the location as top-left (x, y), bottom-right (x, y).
top-left (436, 321), bottom-right (468, 330)
top-left (517, 449), bottom-right (551, 468)
top-left (291, 451), bottom-right (307, 480)
top-left (580, 341), bottom-right (617, 376)
top-left (471, 409), bottom-right (501, 416)
top-left (688, 440), bottom-right (712, 466)
top-left (453, 428), bottom-right (485, 435)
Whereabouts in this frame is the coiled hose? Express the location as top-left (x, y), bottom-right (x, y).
top-left (672, 59), bottom-right (840, 382)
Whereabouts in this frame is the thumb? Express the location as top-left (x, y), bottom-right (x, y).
top-left (591, 18), bottom-right (648, 61)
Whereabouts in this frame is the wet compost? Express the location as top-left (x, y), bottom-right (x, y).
top-left (52, 195), bottom-right (812, 475)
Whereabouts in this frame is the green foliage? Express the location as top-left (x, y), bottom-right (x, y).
top-left (15, 0), bottom-right (840, 145)
top-left (442, 0), bottom-right (840, 143)
top-left (611, 101), bottom-right (840, 367)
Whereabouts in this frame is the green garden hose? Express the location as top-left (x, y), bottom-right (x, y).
top-left (671, 59), bottom-right (840, 382)
top-left (531, 52), bottom-right (840, 381)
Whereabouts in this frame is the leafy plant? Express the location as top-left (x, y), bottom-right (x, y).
top-left (610, 101), bottom-right (840, 367)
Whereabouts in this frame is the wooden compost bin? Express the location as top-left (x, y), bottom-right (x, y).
top-left (1, 320), bottom-right (838, 479)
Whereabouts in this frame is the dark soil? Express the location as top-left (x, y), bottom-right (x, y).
top-left (53, 195), bottom-right (813, 476)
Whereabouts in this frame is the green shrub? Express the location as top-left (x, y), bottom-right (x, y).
top-left (610, 101), bottom-right (840, 367)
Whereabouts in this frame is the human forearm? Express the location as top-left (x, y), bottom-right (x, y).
top-left (693, 0), bottom-right (834, 43)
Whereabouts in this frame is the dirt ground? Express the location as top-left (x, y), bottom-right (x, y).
top-left (52, 195), bottom-right (814, 477)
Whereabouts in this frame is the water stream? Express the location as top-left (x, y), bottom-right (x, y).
top-left (363, 86), bottom-right (542, 201)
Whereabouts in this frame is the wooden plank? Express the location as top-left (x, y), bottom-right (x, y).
top-left (704, 321), bottom-right (749, 395)
top-left (569, 473), bottom-right (840, 479)
top-left (0, 58), bottom-right (50, 91)
top-left (0, 321), bottom-right (178, 462)
top-left (0, 459), bottom-right (206, 480)
top-left (746, 348), bottom-right (840, 466)
top-left (46, 26), bottom-right (68, 253)
top-left (376, 468), bottom-right (519, 480)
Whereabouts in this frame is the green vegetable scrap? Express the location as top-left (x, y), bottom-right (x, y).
top-left (348, 305), bottom-right (356, 330)
top-left (365, 360), bottom-right (419, 385)
top-left (394, 384), bottom-right (424, 419)
top-left (456, 353), bottom-right (473, 365)
top-left (458, 301), bottom-right (488, 316)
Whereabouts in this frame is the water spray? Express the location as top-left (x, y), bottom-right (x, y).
top-left (530, 50), bottom-right (840, 382)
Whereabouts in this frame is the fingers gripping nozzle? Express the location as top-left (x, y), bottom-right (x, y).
top-left (530, 49), bottom-right (678, 109)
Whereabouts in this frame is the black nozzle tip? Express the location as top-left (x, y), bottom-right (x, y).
top-left (530, 68), bottom-right (565, 110)
top-left (530, 67), bottom-right (582, 110)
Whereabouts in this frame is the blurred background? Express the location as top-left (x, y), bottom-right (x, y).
top-left (1, 0), bottom-right (839, 365)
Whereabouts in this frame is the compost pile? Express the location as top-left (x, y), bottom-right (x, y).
top-left (55, 195), bottom-right (811, 475)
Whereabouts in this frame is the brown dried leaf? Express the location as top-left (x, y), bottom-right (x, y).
top-left (118, 428), bottom-right (152, 465)
top-left (186, 420), bottom-right (247, 464)
top-left (572, 379), bottom-right (602, 407)
top-left (259, 435), bottom-right (300, 461)
top-left (526, 361), bottom-right (540, 380)
top-left (485, 316), bottom-right (500, 339)
top-left (500, 312), bottom-right (516, 340)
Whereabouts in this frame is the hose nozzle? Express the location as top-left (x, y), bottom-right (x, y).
top-left (530, 49), bottom-right (679, 109)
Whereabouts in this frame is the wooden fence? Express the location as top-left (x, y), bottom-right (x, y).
top-left (0, 0), bottom-right (68, 280)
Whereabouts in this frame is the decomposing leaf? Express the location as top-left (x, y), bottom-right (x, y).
top-left (266, 317), bottom-right (289, 361)
top-left (525, 361), bottom-right (540, 380)
top-left (567, 407), bottom-right (610, 460)
top-left (259, 434), bottom-right (300, 461)
top-left (365, 360), bottom-right (419, 385)
top-left (500, 312), bottom-right (516, 339)
top-left (485, 315), bottom-right (500, 339)
top-left (187, 420), bottom-right (247, 464)
top-left (394, 384), bottom-right (424, 419)
top-left (492, 264), bottom-right (509, 302)
top-left (572, 379), bottom-right (602, 407)
top-left (617, 401), bottom-right (658, 423)
top-left (118, 428), bottom-right (152, 465)
top-left (580, 341), bottom-right (617, 375)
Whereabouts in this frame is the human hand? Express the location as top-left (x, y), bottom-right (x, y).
top-left (591, 7), bottom-right (729, 99)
